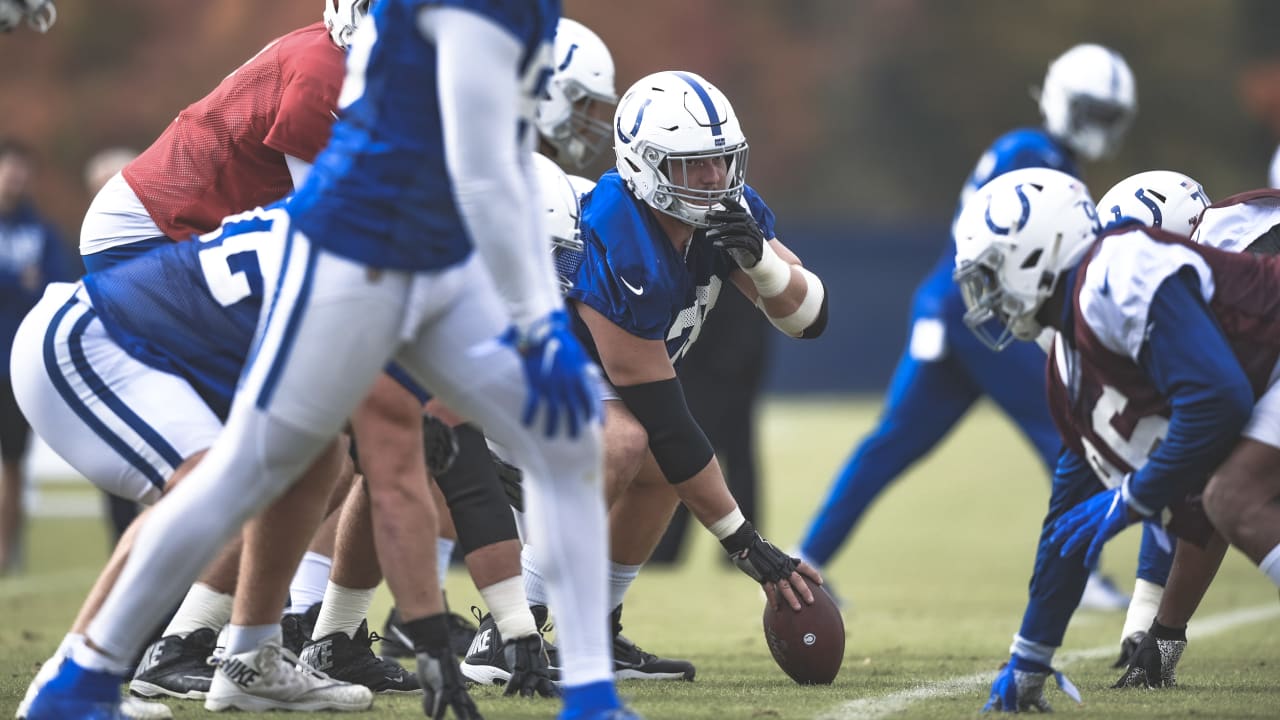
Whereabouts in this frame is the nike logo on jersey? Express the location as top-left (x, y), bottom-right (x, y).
top-left (620, 276), bottom-right (645, 295)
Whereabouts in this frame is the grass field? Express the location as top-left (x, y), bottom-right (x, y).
top-left (3, 397), bottom-right (1278, 719)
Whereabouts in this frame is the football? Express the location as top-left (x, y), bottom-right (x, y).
top-left (762, 585), bottom-right (845, 684)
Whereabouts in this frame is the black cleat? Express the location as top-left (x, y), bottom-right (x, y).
top-left (281, 602), bottom-right (322, 656)
top-left (1113, 631), bottom-right (1146, 668)
top-left (299, 620), bottom-right (421, 694)
top-left (611, 605), bottom-right (695, 681)
top-left (461, 606), bottom-right (560, 687)
top-left (381, 606), bottom-right (478, 660)
top-left (129, 626), bottom-right (219, 699)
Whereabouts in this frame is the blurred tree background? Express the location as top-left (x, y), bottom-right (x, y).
top-left (2, 0), bottom-right (1280, 389)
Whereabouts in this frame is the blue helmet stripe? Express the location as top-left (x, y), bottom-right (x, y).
top-left (672, 71), bottom-right (722, 137)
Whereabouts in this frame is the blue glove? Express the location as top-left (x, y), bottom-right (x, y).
top-left (983, 654), bottom-right (1081, 713)
top-left (501, 310), bottom-right (600, 439)
top-left (1048, 486), bottom-right (1136, 570)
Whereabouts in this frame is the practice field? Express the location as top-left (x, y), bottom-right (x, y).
top-left (3, 398), bottom-right (1277, 719)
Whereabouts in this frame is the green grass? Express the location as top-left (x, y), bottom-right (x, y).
top-left (3, 397), bottom-right (1278, 718)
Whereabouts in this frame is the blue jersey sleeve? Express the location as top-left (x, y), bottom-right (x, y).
top-left (1131, 269), bottom-right (1254, 513)
top-left (742, 184), bottom-right (777, 240)
top-left (423, 0), bottom-right (554, 47)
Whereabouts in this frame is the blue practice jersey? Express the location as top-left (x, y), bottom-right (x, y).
top-left (83, 207), bottom-right (288, 420)
top-left (564, 169), bottom-right (776, 368)
top-left (84, 205), bottom-right (430, 420)
top-left (290, 0), bottom-right (559, 271)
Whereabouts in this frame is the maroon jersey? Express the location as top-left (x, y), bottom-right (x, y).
top-left (123, 22), bottom-right (344, 240)
top-left (1046, 227), bottom-right (1280, 537)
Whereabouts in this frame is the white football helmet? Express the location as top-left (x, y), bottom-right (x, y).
top-left (1096, 170), bottom-right (1209, 237)
top-left (532, 153), bottom-right (584, 292)
top-left (323, 0), bottom-right (370, 48)
top-left (614, 71), bottom-right (748, 228)
top-left (536, 19), bottom-right (617, 170)
top-left (953, 168), bottom-right (1099, 350)
top-left (1037, 44), bottom-right (1136, 161)
top-left (0, 0), bottom-right (55, 32)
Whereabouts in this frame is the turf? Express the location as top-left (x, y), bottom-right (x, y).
top-left (3, 397), bottom-right (1277, 718)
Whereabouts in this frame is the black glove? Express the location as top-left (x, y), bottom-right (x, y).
top-left (1112, 631), bottom-right (1145, 669)
top-left (417, 648), bottom-right (484, 720)
top-left (422, 413), bottom-right (460, 477)
top-left (705, 206), bottom-right (765, 269)
top-left (502, 634), bottom-right (560, 698)
top-left (1112, 625), bottom-right (1185, 689)
top-left (720, 521), bottom-right (799, 584)
top-left (491, 453), bottom-right (524, 513)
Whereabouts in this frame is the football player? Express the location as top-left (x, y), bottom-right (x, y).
top-left (793, 43), bottom-right (1152, 612)
top-left (501, 71), bottom-right (828, 680)
top-left (953, 167), bottom-right (1280, 711)
top-left (0, 140), bottom-right (74, 577)
top-left (25, 2), bottom-right (630, 720)
top-left (1090, 171), bottom-right (1278, 690)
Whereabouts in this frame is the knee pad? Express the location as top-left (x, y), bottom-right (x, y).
top-left (434, 424), bottom-right (519, 554)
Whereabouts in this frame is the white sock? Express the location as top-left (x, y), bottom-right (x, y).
top-left (311, 582), bottom-right (375, 640)
top-left (70, 636), bottom-right (132, 675)
top-left (1260, 543), bottom-right (1280, 587)
top-left (521, 544), bottom-right (550, 607)
top-left (287, 551), bottom-right (332, 615)
top-left (1121, 578), bottom-right (1164, 640)
top-left (480, 575), bottom-right (538, 640)
top-left (226, 623), bottom-right (281, 656)
top-left (608, 561), bottom-right (642, 613)
top-left (163, 582), bottom-right (233, 638)
top-left (436, 538), bottom-right (455, 588)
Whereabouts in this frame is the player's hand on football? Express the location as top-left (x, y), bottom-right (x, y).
top-left (1048, 486), bottom-right (1138, 570)
top-left (706, 206), bottom-right (765, 269)
top-left (502, 310), bottom-right (601, 439)
top-left (502, 634), bottom-right (560, 698)
top-left (721, 522), bottom-right (820, 611)
top-left (417, 648), bottom-right (484, 720)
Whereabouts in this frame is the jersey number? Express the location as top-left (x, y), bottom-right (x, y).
top-left (1080, 384), bottom-right (1169, 487)
top-left (199, 233), bottom-right (265, 308)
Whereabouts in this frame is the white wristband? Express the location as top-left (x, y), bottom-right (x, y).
top-left (1120, 473), bottom-right (1155, 517)
top-left (764, 266), bottom-right (825, 336)
top-left (743, 241), bottom-right (791, 298)
top-left (708, 507), bottom-right (746, 541)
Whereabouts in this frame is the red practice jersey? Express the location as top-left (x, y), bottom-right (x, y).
top-left (123, 22), bottom-right (345, 240)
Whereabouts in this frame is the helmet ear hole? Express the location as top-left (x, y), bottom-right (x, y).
top-left (1020, 249), bottom-right (1043, 269)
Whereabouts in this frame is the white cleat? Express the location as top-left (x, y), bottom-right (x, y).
top-left (1079, 572), bottom-right (1131, 611)
top-left (204, 641), bottom-right (373, 713)
top-left (17, 654), bottom-right (172, 720)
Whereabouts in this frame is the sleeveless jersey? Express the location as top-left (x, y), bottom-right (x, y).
top-left (290, 0), bottom-right (559, 271)
top-left (564, 169), bottom-right (775, 367)
top-left (1192, 189), bottom-right (1280, 254)
top-left (1047, 227), bottom-right (1280, 490)
top-left (122, 23), bottom-right (344, 240)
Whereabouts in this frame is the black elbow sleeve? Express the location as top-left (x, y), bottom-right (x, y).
top-left (614, 377), bottom-right (714, 484)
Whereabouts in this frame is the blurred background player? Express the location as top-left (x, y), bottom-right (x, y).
top-left (794, 43), bottom-right (1148, 610)
top-left (0, 139), bottom-right (75, 575)
top-left (0, 0), bottom-right (54, 33)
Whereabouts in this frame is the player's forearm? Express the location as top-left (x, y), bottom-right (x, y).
top-left (673, 461), bottom-right (740, 530)
top-left (424, 6), bottom-right (561, 328)
top-left (1131, 274), bottom-right (1253, 514)
top-left (748, 241), bottom-right (827, 339)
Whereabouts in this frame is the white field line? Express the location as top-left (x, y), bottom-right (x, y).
top-left (816, 602), bottom-right (1280, 720)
